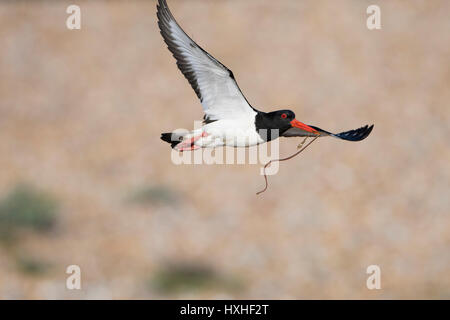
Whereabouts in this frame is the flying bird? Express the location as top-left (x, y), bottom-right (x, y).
top-left (157, 0), bottom-right (373, 152)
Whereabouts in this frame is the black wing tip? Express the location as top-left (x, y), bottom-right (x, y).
top-left (156, 0), bottom-right (204, 101)
top-left (156, 0), bottom-right (170, 24)
top-left (157, 0), bottom-right (168, 11)
top-left (334, 124), bottom-right (374, 142)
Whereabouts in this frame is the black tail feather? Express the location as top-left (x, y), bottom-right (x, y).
top-left (161, 132), bottom-right (183, 149)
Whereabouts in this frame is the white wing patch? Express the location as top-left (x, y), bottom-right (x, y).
top-left (157, 0), bottom-right (256, 121)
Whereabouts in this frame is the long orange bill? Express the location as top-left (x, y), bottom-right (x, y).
top-left (290, 119), bottom-right (319, 134)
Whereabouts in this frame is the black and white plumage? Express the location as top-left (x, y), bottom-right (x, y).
top-left (157, 0), bottom-right (255, 122)
top-left (157, 0), bottom-right (373, 151)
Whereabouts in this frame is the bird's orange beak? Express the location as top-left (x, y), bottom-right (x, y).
top-left (290, 119), bottom-right (319, 134)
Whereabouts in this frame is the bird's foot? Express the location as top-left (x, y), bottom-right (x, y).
top-left (175, 131), bottom-right (208, 152)
top-left (177, 145), bottom-right (201, 152)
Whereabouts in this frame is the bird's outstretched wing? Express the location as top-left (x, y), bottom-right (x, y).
top-left (282, 124), bottom-right (374, 142)
top-left (157, 0), bottom-right (256, 121)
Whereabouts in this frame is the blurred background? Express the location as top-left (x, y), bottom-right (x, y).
top-left (0, 0), bottom-right (449, 299)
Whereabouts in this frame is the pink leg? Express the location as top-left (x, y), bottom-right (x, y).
top-left (177, 145), bottom-right (201, 152)
top-left (175, 132), bottom-right (208, 152)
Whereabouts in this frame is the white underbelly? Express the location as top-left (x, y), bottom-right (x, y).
top-left (196, 119), bottom-right (265, 148)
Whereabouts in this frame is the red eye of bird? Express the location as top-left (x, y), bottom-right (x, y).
top-left (281, 113), bottom-right (287, 119)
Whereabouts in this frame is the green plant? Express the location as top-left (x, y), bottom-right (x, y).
top-left (149, 263), bottom-right (242, 294)
top-left (0, 184), bottom-right (58, 241)
top-left (15, 255), bottom-right (50, 276)
top-left (127, 185), bottom-right (178, 206)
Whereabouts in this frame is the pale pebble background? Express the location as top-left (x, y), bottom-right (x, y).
top-left (0, 0), bottom-right (449, 299)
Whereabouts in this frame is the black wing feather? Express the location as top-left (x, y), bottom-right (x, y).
top-left (157, 0), bottom-right (203, 100)
top-left (332, 124), bottom-right (374, 141)
top-left (283, 124), bottom-right (374, 142)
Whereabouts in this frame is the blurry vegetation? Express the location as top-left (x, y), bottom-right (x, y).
top-left (127, 185), bottom-right (179, 206)
top-left (0, 184), bottom-right (58, 241)
top-left (15, 255), bottom-right (51, 276)
top-left (149, 262), bottom-right (243, 294)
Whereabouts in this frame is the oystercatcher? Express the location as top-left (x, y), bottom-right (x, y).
top-left (157, 0), bottom-right (373, 152)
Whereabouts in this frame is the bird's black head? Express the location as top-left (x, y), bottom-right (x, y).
top-left (255, 109), bottom-right (318, 141)
top-left (256, 110), bottom-right (295, 131)
top-left (268, 110), bottom-right (296, 130)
